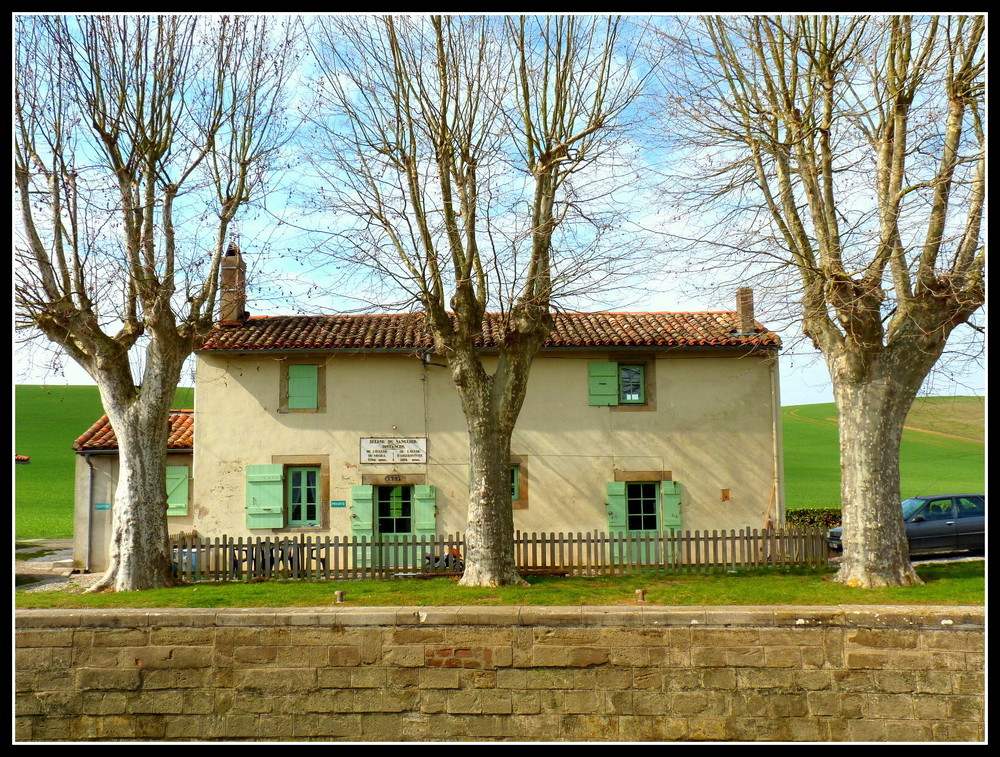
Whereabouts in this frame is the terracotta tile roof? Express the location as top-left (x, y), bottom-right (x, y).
top-left (200, 311), bottom-right (780, 352)
top-left (74, 410), bottom-right (195, 452)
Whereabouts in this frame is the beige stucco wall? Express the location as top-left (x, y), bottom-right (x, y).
top-left (73, 453), bottom-right (194, 573)
top-left (190, 348), bottom-right (783, 540)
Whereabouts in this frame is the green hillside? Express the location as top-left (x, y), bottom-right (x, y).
top-left (783, 396), bottom-right (985, 509)
top-left (14, 386), bottom-right (985, 538)
top-left (14, 385), bottom-right (194, 539)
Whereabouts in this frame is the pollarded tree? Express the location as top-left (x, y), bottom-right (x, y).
top-left (660, 15), bottom-right (984, 586)
top-left (307, 16), bottom-right (650, 586)
top-left (15, 15), bottom-right (298, 591)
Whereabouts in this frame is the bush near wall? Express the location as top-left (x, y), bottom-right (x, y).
top-left (786, 507), bottom-right (841, 530)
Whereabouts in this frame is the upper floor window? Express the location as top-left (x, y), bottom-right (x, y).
top-left (288, 364), bottom-right (319, 409)
top-left (618, 365), bottom-right (645, 404)
top-left (279, 361), bottom-right (326, 413)
top-left (588, 361), bottom-right (649, 407)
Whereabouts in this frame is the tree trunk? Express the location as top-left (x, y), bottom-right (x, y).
top-left (457, 410), bottom-right (527, 587)
top-left (87, 342), bottom-right (185, 592)
top-left (832, 375), bottom-right (923, 588)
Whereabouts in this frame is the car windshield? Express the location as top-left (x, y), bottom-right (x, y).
top-left (902, 498), bottom-right (928, 519)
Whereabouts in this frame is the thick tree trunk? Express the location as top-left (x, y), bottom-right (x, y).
top-left (832, 376), bottom-right (922, 588)
top-left (88, 341), bottom-right (185, 592)
top-left (457, 412), bottom-right (526, 587)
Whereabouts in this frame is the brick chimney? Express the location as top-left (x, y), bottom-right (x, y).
top-left (219, 243), bottom-right (248, 325)
top-left (736, 287), bottom-right (756, 334)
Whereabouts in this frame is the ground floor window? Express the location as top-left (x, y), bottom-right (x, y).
top-left (376, 485), bottom-right (412, 535)
top-left (287, 467), bottom-right (320, 527)
top-left (626, 481), bottom-right (659, 531)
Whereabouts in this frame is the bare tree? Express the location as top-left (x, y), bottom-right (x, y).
top-left (307, 15), bottom-right (649, 586)
top-left (15, 15), bottom-right (297, 591)
top-left (659, 15), bottom-right (984, 587)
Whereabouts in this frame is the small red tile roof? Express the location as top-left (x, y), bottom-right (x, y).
top-left (74, 410), bottom-right (195, 452)
top-left (200, 311), bottom-right (780, 352)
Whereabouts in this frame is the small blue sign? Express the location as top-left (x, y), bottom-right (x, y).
top-left (331, 500), bottom-right (346, 508)
top-left (95, 502), bottom-right (110, 511)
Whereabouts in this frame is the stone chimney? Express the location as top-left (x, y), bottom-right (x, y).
top-left (219, 243), bottom-right (248, 325)
top-left (736, 287), bottom-right (756, 334)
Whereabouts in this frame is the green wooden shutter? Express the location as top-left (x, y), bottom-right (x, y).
top-left (414, 485), bottom-right (437, 535)
top-left (350, 485), bottom-right (374, 536)
top-left (166, 465), bottom-right (189, 516)
top-left (606, 481), bottom-right (627, 530)
top-left (287, 364), bottom-right (319, 410)
top-left (246, 464), bottom-right (284, 529)
top-left (589, 362), bottom-right (619, 406)
top-left (661, 480), bottom-right (682, 528)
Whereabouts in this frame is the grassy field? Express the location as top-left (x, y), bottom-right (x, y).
top-left (14, 384), bottom-right (194, 539)
top-left (782, 396), bottom-right (985, 509)
top-left (14, 560), bottom-right (984, 609)
top-left (14, 386), bottom-right (984, 537)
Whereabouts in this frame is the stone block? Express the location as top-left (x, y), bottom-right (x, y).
top-left (126, 690), bottom-right (187, 714)
top-left (847, 628), bottom-right (919, 649)
top-left (76, 668), bottom-right (141, 691)
top-left (561, 689), bottom-right (603, 714)
top-left (462, 669), bottom-right (497, 689)
top-left (558, 714), bottom-right (617, 740)
top-left (686, 717), bottom-right (728, 741)
top-left (512, 690), bottom-right (541, 715)
top-left (350, 667), bottom-right (387, 688)
top-left (419, 667), bottom-right (461, 689)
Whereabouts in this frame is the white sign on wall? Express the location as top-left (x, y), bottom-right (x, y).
top-left (360, 437), bottom-right (427, 464)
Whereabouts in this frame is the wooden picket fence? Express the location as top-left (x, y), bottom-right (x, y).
top-left (169, 527), bottom-right (828, 583)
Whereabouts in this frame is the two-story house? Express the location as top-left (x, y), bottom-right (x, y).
top-left (73, 250), bottom-right (784, 573)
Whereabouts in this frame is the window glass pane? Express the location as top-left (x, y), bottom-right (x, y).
top-left (619, 365), bottom-right (644, 403)
top-left (921, 500), bottom-right (954, 520)
top-left (625, 482), bottom-right (658, 531)
top-left (377, 486), bottom-right (412, 534)
top-left (287, 466), bottom-right (320, 526)
top-left (956, 497), bottom-right (984, 517)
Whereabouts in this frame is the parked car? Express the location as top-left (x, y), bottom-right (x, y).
top-left (827, 494), bottom-right (985, 555)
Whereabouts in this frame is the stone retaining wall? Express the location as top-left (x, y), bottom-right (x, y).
top-left (15, 605), bottom-right (984, 742)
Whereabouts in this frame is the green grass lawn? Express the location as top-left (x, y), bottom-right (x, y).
top-left (15, 560), bottom-right (983, 609)
top-left (14, 384), bottom-right (194, 539)
top-left (783, 396), bottom-right (985, 509)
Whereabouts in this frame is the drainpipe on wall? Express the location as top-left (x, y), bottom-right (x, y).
top-left (769, 358), bottom-right (785, 525)
top-left (83, 453), bottom-right (95, 573)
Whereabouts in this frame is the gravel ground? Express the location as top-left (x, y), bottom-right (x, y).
top-left (15, 541), bottom-right (105, 593)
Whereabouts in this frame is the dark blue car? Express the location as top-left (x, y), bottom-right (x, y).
top-left (827, 494), bottom-right (985, 555)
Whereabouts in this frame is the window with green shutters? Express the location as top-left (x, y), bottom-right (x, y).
top-left (165, 465), bottom-right (189, 516)
top-left (246, 464), bottom-right (326, 529)
top-left (351, 484), bottom-right (437, 540)
top-left (605, 480), bottom-right (681, 533)
top-left (588, 361), bottom-right (647, 406)
top-left (287, 364), bottom-right (319, 410)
